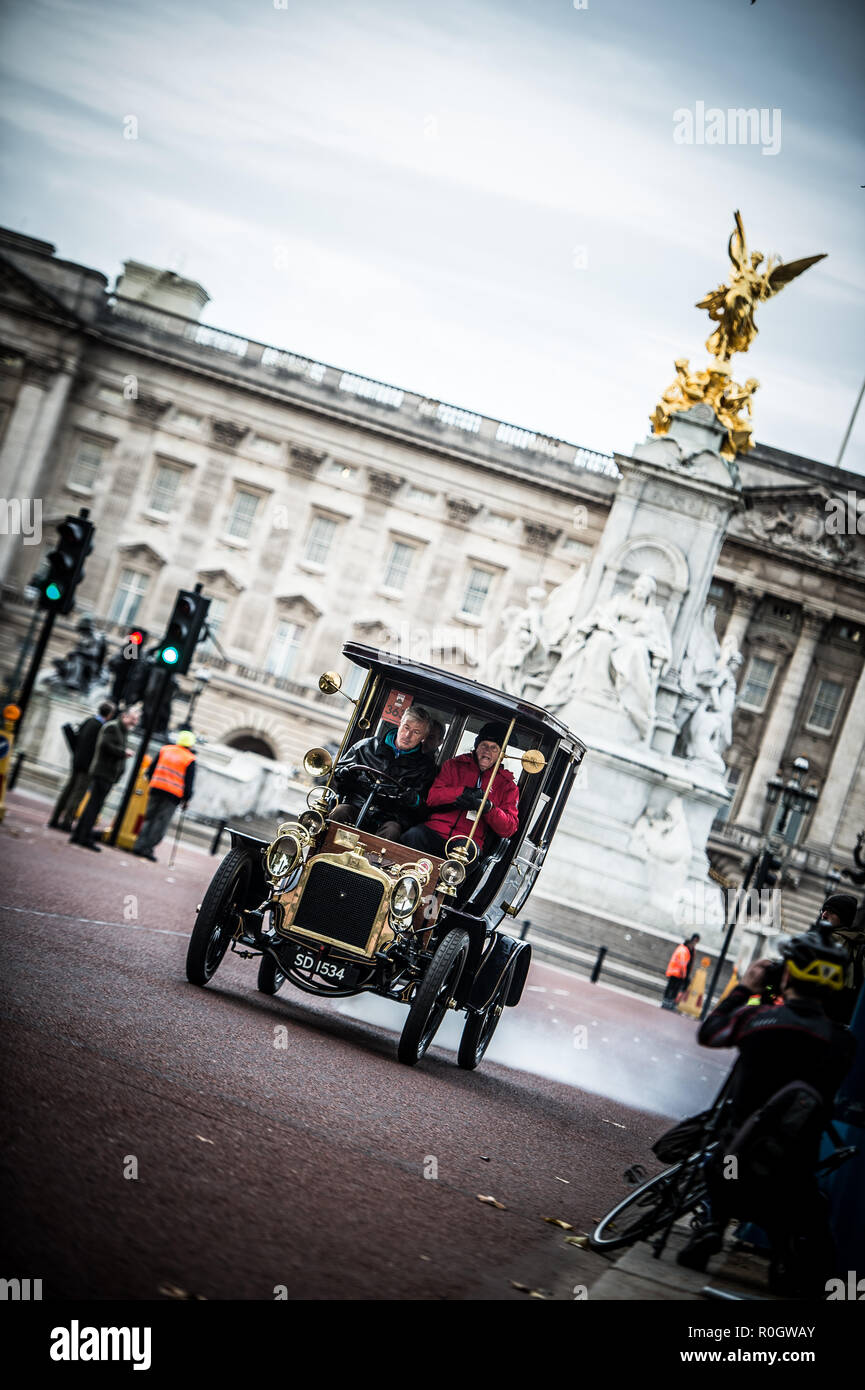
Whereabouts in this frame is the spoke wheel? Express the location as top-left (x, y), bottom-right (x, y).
top-left (589, 1158), bottom-right (706, 1252)
top-left (457, 963), bottom-right (513, 1070)
top-left (257, 951), bottom-right (286, 996)
top-left (397, 929), bottom-right (470, 1066)
top-left (186, 849), bottom-right (253, 986)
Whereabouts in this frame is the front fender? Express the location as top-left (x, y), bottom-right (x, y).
top-left (226, 829), bottom-right (269, 907)
top-left (468, 934), bottom-right (531, 1010)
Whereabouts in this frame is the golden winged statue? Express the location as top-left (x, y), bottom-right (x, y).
top-left (696, 211), bottom-right (826, 361)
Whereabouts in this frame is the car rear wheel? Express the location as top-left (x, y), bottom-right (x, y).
top-left (457, 962), bottom-right (514, 1070)
top-left (397, 929), bottom-right (470, 1066)
top-left (186, 848), bottom-right (253, 986)
top-left (257, 951), bottom-right (286, 996)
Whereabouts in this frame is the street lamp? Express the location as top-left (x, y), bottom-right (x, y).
top-left (824, 864), bottom-right (843, 898)
top-left (765, 755), bottom-right (819, 837)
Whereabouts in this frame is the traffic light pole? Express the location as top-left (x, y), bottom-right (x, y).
top-left (13, 607), bottom-right (58, 739)
top-left (700, 852), bottom-right (758, 1021)
top-left (107, 665), bottom-right (170, 848)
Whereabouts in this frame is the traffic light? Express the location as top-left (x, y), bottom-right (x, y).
top-left (753, 848), bottom-right (782, 894)
top-left (155, 586), bottom-right (210, 675)
top-left (39, 510), bottom-right (94, 614)
top-left (109, 629), bottom-right (149, 705)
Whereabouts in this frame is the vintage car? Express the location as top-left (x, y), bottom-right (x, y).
top-left (185, 643), bottom-right (586, 1067)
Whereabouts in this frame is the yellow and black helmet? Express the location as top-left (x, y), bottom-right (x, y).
top-left (779, 925), bottom-right (848, 992)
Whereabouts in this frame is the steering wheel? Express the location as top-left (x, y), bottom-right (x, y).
top-left (334, 763), bottom-right (403, 792)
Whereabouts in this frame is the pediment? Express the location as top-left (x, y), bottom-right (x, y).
top-left (116, 540), bottom-right (166, 568)
top-left (196, 566), bottom-right (244, 595)
top-left (0, 254), bottom-right (83, 324)
top-left (733, 486), bottom-right (864, 570)
top-left (275, 592), bottom-right (322, 622)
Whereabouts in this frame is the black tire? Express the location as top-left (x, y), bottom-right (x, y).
top-left (397, 929), bottom-right (470, 1066)
top-left (257, 951), bottom-right (286, 996)
top-left (185, 848), bottom-right (253, 986)
top-left (589, 1157), bottom-right (706, 1252)
top-left (457, 962), bottom-right (514, 1070)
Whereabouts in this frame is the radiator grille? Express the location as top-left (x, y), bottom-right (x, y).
top-left (293, 862), bottom-right (385, 949)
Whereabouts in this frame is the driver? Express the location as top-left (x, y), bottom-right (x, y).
top-left (330, 705), bottom-right (435, 840)
top-left (402, 722), bottom-right (519, 857)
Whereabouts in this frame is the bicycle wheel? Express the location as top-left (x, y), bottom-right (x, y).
top-left (590, 1157), bottom-right (706, 1252)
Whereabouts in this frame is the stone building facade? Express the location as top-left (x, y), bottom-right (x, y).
top-left (1, 226), bottom-right (864, 933)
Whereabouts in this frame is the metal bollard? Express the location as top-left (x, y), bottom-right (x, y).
top-left (8, 747), bottom-right (26, 793)
top-left (519, 919), bottom-right (531, 940)
top-left (590, 945), bottom-right (607, 983)
top-left (210, 819), bottom-right (226, 855)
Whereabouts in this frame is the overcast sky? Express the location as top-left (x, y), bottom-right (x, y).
top-left (2, 0), bottom-right (864, 472)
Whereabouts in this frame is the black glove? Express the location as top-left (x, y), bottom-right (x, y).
top-left (455, 787), bottom-right (484, 811)
top-left (378, 785), bottom-right (418, 810)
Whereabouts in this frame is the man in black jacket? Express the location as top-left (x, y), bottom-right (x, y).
top-left (48, 700), bottom-right (115, 830)
top-left (69, 707), bottom-right (139, 851)
top-left (676, 924), bottom-right (855, 1295)
top-left (331, 705), bottom-right (435, 840)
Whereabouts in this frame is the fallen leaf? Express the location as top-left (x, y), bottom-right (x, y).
top-left (529, 1291), bottom-right (548, 1299)
top-left (554, 1176), bottom-right (570, 1184)
top-left (510, 1282), bottom-right (548, 1298)
top-left (419, 1255), bottom-right (431, 1262)
top-left (195, 1135), bottom-right (214, 1144)
top-left (564, 1235), bottom-right (589, 1247)
top-left (477, 1194), bottom-right (506, 1209)
top-left (601, 1119), bottom-right (626, 1129)
top-left (479, 1155), bottom-right (490, 1161)
top-left (158, 1283), bottom-right (206, 1300)
top-left (543, 1217), bottom-right (574, 1230)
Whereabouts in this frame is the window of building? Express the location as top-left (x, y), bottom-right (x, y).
top-left (326, 461), bottom-right (357, 481)
top-left (382, 541), bottom-right (416, 592)
top-left (108, 569), bottom-right (149, 626)
top-left (806, 679), bottom-right (844, 734)
top-left (199, 597), bottom-right (227, 656)
top-left (148, 464), bottom-right (183, 515)
top-left (98, 386), bottom-right (124, 406)
top-left (405, 485), bottom-right (436, 506)
top-left (250, 434), bottom-right (281, 457)
top-left (226, 489), bottom-right (261, 540)
top-left (739, 656), bottom-right (777, 711)
top-left (304, 515), bottom-right (338, 565)
top-left (68, 440), bottom-right (106, 490)
top-left (486, 512), bottom-right (514, 533)
top-left (708, 580), bottom-right (727, 601)
top-left (174, 410), bottom-right (203, 431)
top-left (712, 766), bottom-right (742, 826)
top-left (266, 621), bottom-right (303, 679)
top-left (460, 566), bottom-right (494, 618)
top-left (835, 621), bottom-right (863, 644)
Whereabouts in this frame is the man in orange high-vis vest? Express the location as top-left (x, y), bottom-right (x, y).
top-left (661, 934), bottom-right (700, 1010)
top-left (132, 730), bottom-right (196, 862)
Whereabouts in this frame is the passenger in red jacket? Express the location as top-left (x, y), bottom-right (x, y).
top-left (402, 722), bottom-right (519, 858)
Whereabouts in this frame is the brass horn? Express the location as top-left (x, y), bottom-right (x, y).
top-left (303, 746), bottom-right (334, 777)
top-left (318, 671), bottom-right (342, 695)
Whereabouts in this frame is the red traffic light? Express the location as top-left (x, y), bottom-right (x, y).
top-left (128, 630), bottom-right (144, 646)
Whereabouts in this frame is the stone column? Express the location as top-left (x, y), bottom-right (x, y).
top-left (0, 360), bottom-right (75, 584)
top-left (806, 656), bottom-right (865, 849)
top-left (722, 586), bottom-right (758, 650)
top-left (737, 608), bottom-right (828, 830)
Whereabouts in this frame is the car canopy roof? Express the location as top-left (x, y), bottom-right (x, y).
top-left (343, 642), bottom-right (586, 757)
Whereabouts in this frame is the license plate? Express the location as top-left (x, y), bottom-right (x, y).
top-left (288, 945), bottom-right (356, 985)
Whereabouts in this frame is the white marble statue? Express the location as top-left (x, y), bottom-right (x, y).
top-left (542, 573), bottom-right (672, 739)
top-left (630, 795), bottom-right (693, 912)
top-left (483, 568), bottom-right (586, 700)
top-left (679, 608), bottom-right (742, 772)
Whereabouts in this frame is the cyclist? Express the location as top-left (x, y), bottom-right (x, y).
top-left (676, 921), bottom-right (855, 1296)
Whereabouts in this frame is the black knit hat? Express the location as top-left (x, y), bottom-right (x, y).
top-left (821, 894), bottom-right (860, 933)
top-left (475, 722), bottom-right (508, 750)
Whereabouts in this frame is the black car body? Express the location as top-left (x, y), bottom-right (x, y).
top-left (185, 642), bottom-right (586, 1067)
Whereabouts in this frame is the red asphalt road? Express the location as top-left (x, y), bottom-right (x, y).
top-left (0, 792), bottom-right (726, 1301)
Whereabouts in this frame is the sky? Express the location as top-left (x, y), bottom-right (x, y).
top-left (1, 0), bottom-right (864, 472)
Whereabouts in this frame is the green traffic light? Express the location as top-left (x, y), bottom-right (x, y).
top-left (45, 583), bottom-right (62, 601)
top-left (161, 646), bottom-right (180, 665)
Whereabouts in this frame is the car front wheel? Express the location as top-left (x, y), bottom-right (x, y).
top-left (397, 928), bottom-right (470, 1066)
top-left (457, 961), bottom-right (514, 1070)
top-left (185, 848), bottom-right (252, 986)
top-left (257, 950), bottom-right (286, 996)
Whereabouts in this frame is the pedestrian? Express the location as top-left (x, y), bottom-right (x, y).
top-left (131, 730), bottom-right (197, 862)
top-left (48, 700), bottom-right (115, 830)
top-left (69, 707), bottom-right (139, 851)
top-left (661, 933), bottom-right (700, 1009)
